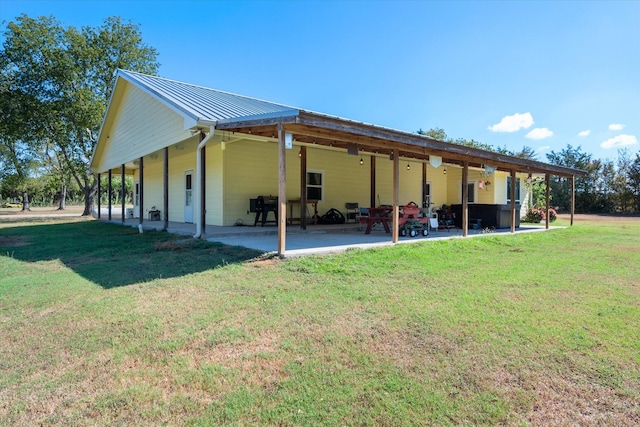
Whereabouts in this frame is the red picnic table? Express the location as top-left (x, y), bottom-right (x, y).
top-left (359, 206), bottom-right (393, 234)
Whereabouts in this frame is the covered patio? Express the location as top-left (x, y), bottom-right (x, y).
top-left (96, 214), bottom-right (555, 258)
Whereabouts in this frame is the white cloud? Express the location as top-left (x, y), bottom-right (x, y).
top-left (526, 127), bottom-right (554, 140)
top-left (578, 130), bottom-right (591, 137)
top-left (609, 123), bottom-right (625, 131)
top-left (488, 112), bottom-right (534, 132)
top-left (600, 134), bottom-right (638, 149)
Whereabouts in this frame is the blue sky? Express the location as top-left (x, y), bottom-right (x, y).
top-left (2, 0), bottom-right (638, 162)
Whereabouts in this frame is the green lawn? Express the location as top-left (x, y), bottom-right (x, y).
top-left (1, 215), bottom-right (638, 426)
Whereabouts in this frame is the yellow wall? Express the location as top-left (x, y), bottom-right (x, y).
top-left (133, 135), bottom-right (528, 226)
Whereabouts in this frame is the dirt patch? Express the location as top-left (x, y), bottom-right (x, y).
top-left (559, 213), bottom-right (640, 223)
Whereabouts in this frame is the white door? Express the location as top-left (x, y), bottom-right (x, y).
top-left (133, 180), bottom-right (140, 218)
top-left (184, 170), bottom-right (194, 223)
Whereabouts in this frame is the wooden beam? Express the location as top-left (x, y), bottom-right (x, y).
top-left (570, 175), bottom-right (575, 226)
top-left (277, 123), bottom-right (287, 255)
top-left (392, 149), bottom-right (399, 244)
top-left (510, 170), bottom-right (516, 233)
top-left (422, 162), bottom-right (427, 208)
top-left (370, 156), bottom-right (376, 208)
top-left (300, 146), bottom-right (307, 230)
top-left (545, 173), bottom-right (550, 230)
top-left (163, 146), bottom-right (169, 230)
top-left (462, 161), bottom-right (469, 236)
top-left (215, 113), bottom-right (299, 130)
top-left (121, 164), bottom-right (125, 223)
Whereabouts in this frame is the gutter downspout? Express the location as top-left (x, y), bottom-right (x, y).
top-left (193, 127), bottom-right (215, 239)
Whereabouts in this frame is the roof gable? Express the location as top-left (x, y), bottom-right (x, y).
top-left (119, 69), bottom-right (298, 125)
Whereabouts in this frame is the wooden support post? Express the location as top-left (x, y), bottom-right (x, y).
top-left (545, 173), bottom-right (550, 230)
top-left (97, 173), bottom-right (101, 219)
top-left (108, 170), bottom-right (112, 221)
top-left (370, 155), bottom-right (376, 208)
top-left (510, 170), bottom-right (516, 233)
top-left (422, 162), bottom-right (427, 208)
top-left (300, 145), bottom-right (307, 230)
top-left (570, 175), bottom-right (575, 226)
top-left (462, 161), bottom-right (469, 236)
top-left (163, 146), bottom-right (169, 230)
top-left (139, 157), bottom-right (144, 225)
top-left (121, 164), bottom-right (125, 223)
top-left (277, 123), bottom-right (287, 255)
top-left (392, 149), bottom-right (399, 244)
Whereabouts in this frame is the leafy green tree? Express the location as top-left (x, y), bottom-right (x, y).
top-left (0, 14), bottom-right (159, 215)
top-left (628, 152), bottom-right (640, 213)
top-left (546, 145), bottom-right (603, 213)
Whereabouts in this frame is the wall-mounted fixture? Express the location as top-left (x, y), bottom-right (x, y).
top-left (443, 166), bottom-right (447, 174)
top-left (406, 163), bottom-right (411, 171)
top-left (359, 157), bottom-right (364, 165)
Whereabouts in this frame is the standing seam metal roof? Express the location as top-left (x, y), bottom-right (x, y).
top-left (119, 69), bottom-right (297, 122)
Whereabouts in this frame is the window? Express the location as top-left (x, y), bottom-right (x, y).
top-left (507, 176), bottom-right (521, 203)
top-left (460, 181), bottom-right (476, 203)
top-left (424, 181), bottom-right (432, 206)
top-left (467, 181), bottom-right (476, 203)
top-left (306, 170), bottom-right (323, 201)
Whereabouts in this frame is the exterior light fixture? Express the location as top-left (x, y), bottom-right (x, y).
top-left (298, 150), bottom-right (302, 158)
top-left (443, 166), bottom-right (447, 175)
top-left (406, 163), bottom-right (411, 171)
top-left (359, 157), bottom-right (364, 165)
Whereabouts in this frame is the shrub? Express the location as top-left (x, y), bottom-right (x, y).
top-left (523, 207), bottom-right (556, 223)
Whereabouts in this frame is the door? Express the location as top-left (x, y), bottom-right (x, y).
top-left (184, 170), bottom-right (194, 223)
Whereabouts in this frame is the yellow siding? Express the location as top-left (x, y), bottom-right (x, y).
top-left (96, 82), bottom-right (193, 172)
top-left (140, 156), bottom-right (164, 217)
top-left (167, 144), bottom-right (197, 223)
top-left (205, 141), bottom-right (224, 225)
top-left (426, 164), bottom-right (448, 209)
top-left (131, 136), bottom-right (527, 226)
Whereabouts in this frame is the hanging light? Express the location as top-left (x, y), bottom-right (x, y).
top-left (406, 163), bottom-right (411, 171)
top-left (298, 150), bottom-right (302, 158)
top-left (443, 166), bottom-right (447, 175)
top-left (359, 157), bottom-right (364, 165)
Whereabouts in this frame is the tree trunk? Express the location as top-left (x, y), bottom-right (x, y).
top-left (21, 191), bottom-right (30, 211)
top-left (82, 176), bottom-right (98, 216)
top-left (58, 183), bottom-right (67, 210)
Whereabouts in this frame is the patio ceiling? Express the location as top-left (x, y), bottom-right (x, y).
top-left (214, 110), bottom-right (585, 178)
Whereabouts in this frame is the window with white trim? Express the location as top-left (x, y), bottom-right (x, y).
top-left (306, 170), bottom-right (324, 201)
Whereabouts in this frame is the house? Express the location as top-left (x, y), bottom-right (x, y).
top-left (90, 70), bottom-right (584, 255)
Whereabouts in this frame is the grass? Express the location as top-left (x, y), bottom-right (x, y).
top-left (0, 215), bottom-right (638, 426)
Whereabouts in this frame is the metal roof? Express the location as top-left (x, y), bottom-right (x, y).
top-left (119, 69), bottom-right (298, 123)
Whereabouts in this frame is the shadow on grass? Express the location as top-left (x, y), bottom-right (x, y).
top-left (0, 219), bottom-right (265, 289)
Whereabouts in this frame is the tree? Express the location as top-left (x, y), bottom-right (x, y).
top-left (628, 152), bottom-right (640, 213)
top-left (546, 145), bottom-right (602, 213)
top-left (0, 15), bottom-right (159, 215)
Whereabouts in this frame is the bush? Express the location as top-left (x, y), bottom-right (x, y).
top-left (523, 207), bottom-right (556, 223)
